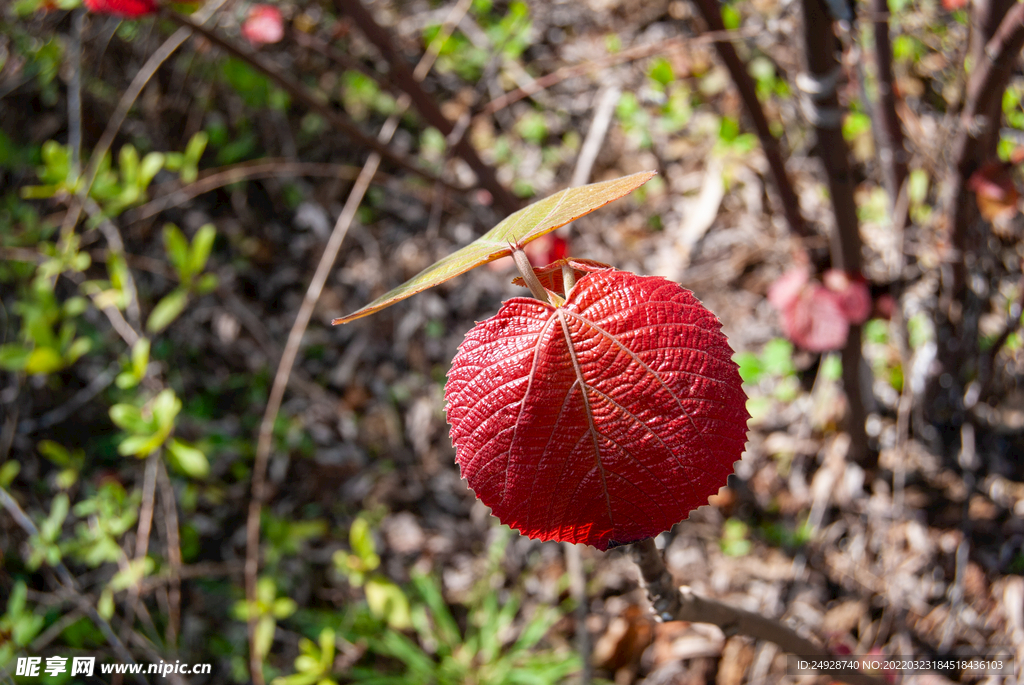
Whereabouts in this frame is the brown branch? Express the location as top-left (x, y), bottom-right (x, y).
top-left (946, 0), bottom-right (1024, 301)
top-left (688, 0), bottom-right (810, 239)
top-left (125, 160), bottom-right (363, 223)
top-left (160, 8), bottom-right (457, 194)
top-left (476, 29), bottom-right (758, 118)
top-left (331, 0), bottom-right (519, 213)
top-left (798, 0), bottom-right (872, 468)
top-left (157, 460), bottom-right (183, 646)
top-left (868, 0), bottom-right (908, 203)
top-left (119, 454), bottom-right (159, 647)
top-left (630, 539), bottom-right (886, 685)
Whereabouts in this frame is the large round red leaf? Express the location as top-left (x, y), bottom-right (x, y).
top-left (445, 269), bottom-right (749, 550)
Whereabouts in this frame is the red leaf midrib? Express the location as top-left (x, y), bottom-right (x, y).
top-left (553, 307), bottom-right (615, 534)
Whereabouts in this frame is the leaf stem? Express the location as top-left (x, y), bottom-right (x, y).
top-left (511, 246), bottom-right (551, 304)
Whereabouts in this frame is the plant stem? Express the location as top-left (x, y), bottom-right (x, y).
top-left (629, 538), bottom-right (885, 685)
top-left (511, 246), bottom-right (550, 303)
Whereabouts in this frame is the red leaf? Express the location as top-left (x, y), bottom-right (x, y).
top-left (823, 270), bottom-right (871, 324)
top-left (242, 4), bottom-right (284, 45)
top-left (780, 285), bottom-right (850, 352)
top-left (84, 0), bottom-right (157, 15)
top-left (445, 269), bottom-right (749, 550)
top-left (968, 161), bottom-right (1019, 221)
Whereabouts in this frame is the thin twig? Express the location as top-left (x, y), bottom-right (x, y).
top-left (17, 362), bottom-right (119, 434)
top-left (126, 160), bottom-right (363, 223)
top-left (332, 0), bottom-right (518, 213)
top-left (83, 198), bottom-right (142, 330)
top-left (243, 5), bottom-right (475, 682)
top-left (475, 29), bottom-right (759, 117)
top-left (156, 460), bottom-right (183, 646)
top-left (688, 0), bottom-right (810, 238)
top-left (630, 539), bottom-right (885, 685)
top-left (120, 454), bottom-right (159, 647)
top-left (68, 8), bottom-right (84, 174)
top-left (161, 8), bottom-right (454, 193)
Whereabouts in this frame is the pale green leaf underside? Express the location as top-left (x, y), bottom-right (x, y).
top-left (332, 171), bottom-right (656, 325)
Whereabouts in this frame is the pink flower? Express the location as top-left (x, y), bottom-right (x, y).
top-left (242, 5), bottom-right (284, 45)
top-left (84, 0), bottom-right (157, 16)
top-left (768, 267), bottom-right (871, 351)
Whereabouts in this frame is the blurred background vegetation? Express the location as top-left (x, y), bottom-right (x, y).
top-left (2, 0), bottom-right (1023, 683)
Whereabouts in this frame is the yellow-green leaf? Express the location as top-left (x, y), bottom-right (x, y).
top-left (147, 288), bottom-right (188, 333)
top-left (332, 171), bottom-right (656, 324)
top-left (25, 347), bottom-right (64, 374)
top-left (167, 438), bottom-right (209, 479)
top-left (365, 576), bottom-right (411, 630)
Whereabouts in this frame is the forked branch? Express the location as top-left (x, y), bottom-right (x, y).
top-left (630, 539), bottom-right (885, 685)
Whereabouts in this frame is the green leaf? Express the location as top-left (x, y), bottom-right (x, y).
top-left (365, 576), bottom-right (412, 630)
top-left (648, 57), bottom-right (674, 86)
top-left (167, 438), bottom-right (209, 479)
top-left (150, 388), bottom-right (182, 430)
top-left (139, 152), bottom-right (165, 189)
top-left (147, 288), bottom-right (188, 333)
top-left (25, 347), bottom-right (64, 374)
top-left (333, 172), bottom-right (655, 324)
top-left (98, 588), bottom-right (115, 620)
top-left (119, 145), bottom-right (140, 187)
top-left (132, 338), bottom-right (150, 379)
top-left (0, 460), bottom-right (20, 488)
top-left (109, 403), bottom-right (153, 434)
top-left (0, 344), bottom-right (31, 371)
top-left (118, 434), bottom-right (164, 457)
top-left (188, 224), bottom-right (216, 276)
top-left (255, 615), bottom-right (276, 659)
top-left (163, 224), bottom-right (189, 275)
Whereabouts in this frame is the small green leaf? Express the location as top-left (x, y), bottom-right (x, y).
top-left (255, 615), bottom-right (275, 660)
top-left (147, 288), bottom-right (188, 333)
top-left (118, 434), bottom-right (163, 457)
top-left (139, 152), bottom-right (165, 189)
top-left (25, 347), bottom-right (64, 374)
top-left (119, 145), bottom-right (140, 187)
top-left (188, 224), bottom-right (216, 276)
top-left (98, 588), bottom-right (115, 621)
top-left (0, 344), bottom-right (31, 371)
top-left (195, 273), bottom-right (219, 295)
top-left (365, 576), bottom-right (412, 629)
top-left (0, 461), bottom-right (20, 488)
top-left (648, 57), bottom-right (674, 86)
top-left (333, 172), bottom-right (655, 324)
top-left (132, 338), bottom-right (150, 379)
top-left (167, 438), bottom-right (209, 479)
top-left (150, 388), bottom-right (182, 430)
top-left (163, 224), bottom-right (190, 275)
top-left (109, 404), bottom-right (152, 434)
